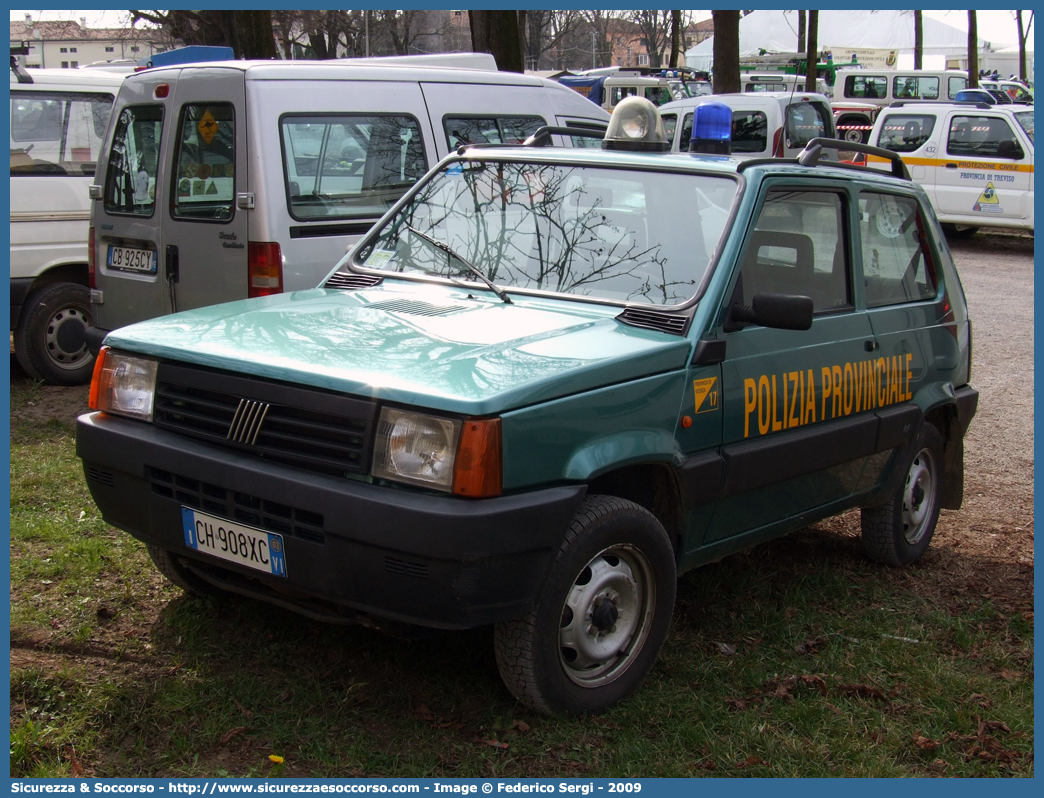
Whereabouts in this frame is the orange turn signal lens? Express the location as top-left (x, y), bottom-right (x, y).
top-left (88, 346), bottom-right (110, 410)
top-left (452, 418), bottom-right (502, 498)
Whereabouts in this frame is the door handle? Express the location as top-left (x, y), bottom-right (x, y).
top-left (945, 163), bottom-right (958, 169)
top-left (864, 339), bottom-right (878, 352)
top-left (165, 245), bottom-right (180, 284)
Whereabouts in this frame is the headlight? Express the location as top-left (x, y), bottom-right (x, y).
top-left (372, 407), bottom-right (462, 491)
top-left (89, 347), bottom-right (158, 422)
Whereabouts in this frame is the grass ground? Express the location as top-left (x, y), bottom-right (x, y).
top-left (8, 371), bottom-right (1033, 778)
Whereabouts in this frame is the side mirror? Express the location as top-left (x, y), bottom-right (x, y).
top-left (730, 292), bottom-right (814, 331)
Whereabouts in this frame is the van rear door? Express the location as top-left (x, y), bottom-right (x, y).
top-left (159, 68), bottom-right (248, 312)
top-left (93, 72), bottom-right (172, 334)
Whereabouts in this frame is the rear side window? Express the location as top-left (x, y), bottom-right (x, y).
top-left (860, 193), bottom-right (935, 309)
top-left (660, 113), bottom-right (678, 147)
top-left (104, 104), bottom-right (163, 216)
top-left (845, 75), bottom-right (887, 100)
top-left (281, 114), bottom-right (427, 222)
top-left (946, 115), bottom-right (1021, 158)
top-left (860, 193), bottom-right (936, 308)
top-left (444, 115), bottom-right (545, 148)
top-left (171, 103), bottom-right (235, 222)
top-left (948, 76), bottom-right (968, 99)
top-left (10, 90), bottom-right (114, 177)
top-left (785, 102), bottom-right (829, 148)
top-left (893, 76), bottom-right (939, 100)
top-left (1014, 111), bottom-right (1033, 143)
top-left (876, 114), bottom-right (936, 152)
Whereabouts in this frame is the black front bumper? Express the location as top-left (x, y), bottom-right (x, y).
top-left (77, 412), bottom-right (587, 630)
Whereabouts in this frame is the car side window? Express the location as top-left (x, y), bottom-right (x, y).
top-left (846, 74), bottom-right (886, 99)
top-left (444, 115), bottom-right (545, 148)
top-left (10, 90), bottom-right (114, 177)
top-left (171, 103), bottom-right (235, 222)
top-left (660, 112), bottom-right (678, 147)
top-left (947, 76), bottom-right (968, 99)
top-left (859, 193), bottom-right (937, 308)
top-left (733, 190), bottom-right (851, 315)
top-left (876, 114), bottom-right (936, 152)
top-left (103, 104), bottom-right (163, 217)
top-left (946, 115), bottom-right (1021, 158)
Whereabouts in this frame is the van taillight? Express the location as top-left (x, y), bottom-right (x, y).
top-left (88, 226), bottom-right (96, 288)
top-left (248, 242), bottom-right (283, 297)
top-left (772, 128), bottom-right (783, 157)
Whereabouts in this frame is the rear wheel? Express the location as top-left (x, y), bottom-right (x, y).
top-left (843, 126), bottom-right (867, 144)
top-left (14, 282), bottom-right (95, 385)
top-left (494, 496), bottom-right (676, 715)
top-left (861, 422), bottom-right (944, 566)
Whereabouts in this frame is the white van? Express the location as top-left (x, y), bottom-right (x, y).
top-left (86, 57), bottom-right (609, 349)
top-left (658, 91), bottom-right (838, 159)
top-left (865, 101), bottom-right (1034, 235)
top-left (741, 73), bottom-right (831, 97)
top-left (10, 65), bottom-right (124, 384)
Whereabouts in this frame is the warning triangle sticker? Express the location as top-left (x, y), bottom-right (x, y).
top-left (977, 182), bottom-right (1000, 205)
top-left (693, 377), bottom-right (719, 414)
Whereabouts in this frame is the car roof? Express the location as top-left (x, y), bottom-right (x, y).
top-left (882, 101), bottom-right (1027, 117)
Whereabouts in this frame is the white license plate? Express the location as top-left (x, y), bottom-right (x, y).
top-left (181, 508), bottom-right (287, 578)
top-left (107, 244), bottom-right (157, 273)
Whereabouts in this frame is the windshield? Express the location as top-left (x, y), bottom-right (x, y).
top-left (352, 159), bottom-right (738, 306)
top-left (1014, 111), bottom-right (1034, 143)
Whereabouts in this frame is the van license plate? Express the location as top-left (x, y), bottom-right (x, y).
top-left (181, 508), bottom-right (287, 578)
top-left (107, 245), bottom-right (157, 274)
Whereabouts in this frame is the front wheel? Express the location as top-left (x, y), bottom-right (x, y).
top-left (861, 422), bottom-right (944, 566)
top-left (843, 126), bottom-right (867, 144)
top-left (494, 495), bottom-right (676, 715)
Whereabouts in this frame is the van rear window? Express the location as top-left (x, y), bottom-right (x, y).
top-left (10, 90), bottom-right (114, 177)
top-left (679, 110), bottom-right (768, 154)
top-left (281, 114), bottom-right (427, 222)
top-left (103, 104), bottom-right (163, 216)
top-left (172, 103), bottom-right (236, 222)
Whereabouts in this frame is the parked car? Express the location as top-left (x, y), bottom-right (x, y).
top-left (865, 101), bottom-right (1034, 236)
top-left (86, 55), bottom-right (609, 354)
top-left (981, 79), bottom-right (1033, 104)
top-left (9, 64), bottom-right (125, 384)
top-left (78, 98), bottom-right (977, 716)
top-left (831, 69), bottom-right (969, 144)
top-left (659, 91), bottom-right (838, 160)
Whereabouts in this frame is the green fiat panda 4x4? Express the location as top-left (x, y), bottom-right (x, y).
top-left (78, 98), bottom-right (977, 716)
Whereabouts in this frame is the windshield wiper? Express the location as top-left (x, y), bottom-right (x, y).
top-left (404, 224), bottom-right (512, 304)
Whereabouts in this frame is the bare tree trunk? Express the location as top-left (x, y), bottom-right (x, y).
top-left (712, 10), bottom-right (740, 94)
top-left (470, 10), bottom-right (525, 72)
top-left (968, 11), bottom-right (978, 88)
top-left (914, 11), bottom-right (923, 70)
top-left (804, 10), bottom-right (818, 93)
top-left (798, 10), bottom-right (806, 53)
top-left (669, 10), bottom-right (683, 67)
top-left (1016, 11), bottom-right (1032, 82)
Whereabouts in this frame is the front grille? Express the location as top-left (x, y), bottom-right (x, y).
top-left (153, 363), bottom-right (378, 478)
top-left (150, 467), bottom-right (326, 544)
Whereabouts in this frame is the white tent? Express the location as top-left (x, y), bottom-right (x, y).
top-left (686, 10), bottom-right (988, 71)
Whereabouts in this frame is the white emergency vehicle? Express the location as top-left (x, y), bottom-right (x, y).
top-left (865, 101), bottom-right (1034, 236)
top-left (9, 62), bottom-right (124, 384)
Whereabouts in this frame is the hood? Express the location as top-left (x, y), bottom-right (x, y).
top-left (103, 282), bottom-right (693, 416)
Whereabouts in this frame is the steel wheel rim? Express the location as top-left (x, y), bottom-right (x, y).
top-left (44, 305), bottom-right (90, 371)
top-left (876, 205), bottom-right (905, 239)
top-left (902, 447), bottom-right (937, 545)
top-left (844, 128), bottom-right (864, 143)
top-left (558, 544), bottom-right (656, 688)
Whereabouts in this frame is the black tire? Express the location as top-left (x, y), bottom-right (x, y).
top-left (942, 223), bottom-right (980, 240)
top-left (861, 422), bottom-right (945, 566)
top-left (843, 127), bottom-right (868, 144)
top-left (14, 282), bottom-right (95, 385)
top-left (494, 495), bottom-right (676, 716)
top-left (147, 544), bottom-right (220, 596)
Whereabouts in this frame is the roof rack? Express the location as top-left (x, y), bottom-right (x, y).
top-left (521, 124), bottom-right (607, 147)
top-left (10, 45), bottom-right (33, 83)
top-left (737, 138), bottom-right (910, 180)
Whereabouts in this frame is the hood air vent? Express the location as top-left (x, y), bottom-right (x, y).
top-left (616, 307), bottom-right (690, 336)
top-left (325, 272), bottom-right (384, 290)
top-left (366, 299), bottom-right (472, 317)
